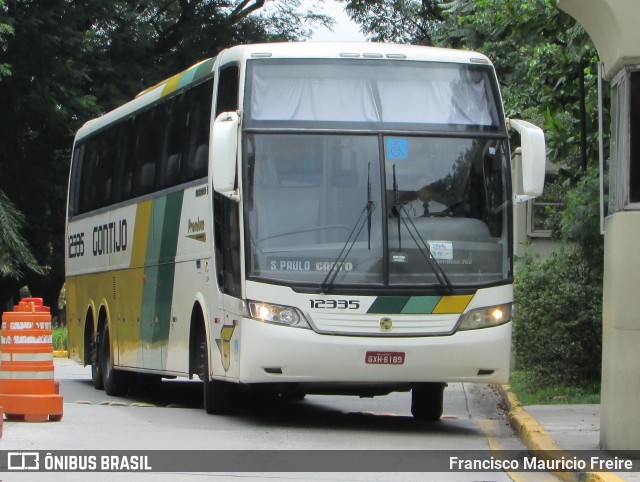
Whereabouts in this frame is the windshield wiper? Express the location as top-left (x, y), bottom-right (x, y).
top-left (321, 164), bottom-right (376, 294)
top-left (390, 164), bottom-right (451, 291)
top-left (394, 200), bottom-right (453, 292)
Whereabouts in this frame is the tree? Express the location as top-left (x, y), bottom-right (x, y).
top-left (0, 190), bottom-right (44, 303)
top-left (0, 0), bottom-right (44, 308)
top-left (0, 0), bottom-right (12, 79)
top-left (342, 0), bottom-right (446, 45)
top-left (0, 1), bottom-right (329, 314)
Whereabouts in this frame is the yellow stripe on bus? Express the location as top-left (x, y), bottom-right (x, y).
top-left (131, 200), bottom-right (152, 268)
top-left (432, 295), bottom-right (474, 314)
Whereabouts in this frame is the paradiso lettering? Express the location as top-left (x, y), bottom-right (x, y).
top-left (93, 219), bottom-right (128, 256)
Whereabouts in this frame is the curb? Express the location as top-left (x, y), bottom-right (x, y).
top-left (498, 384), bottom-right (625, 482)
top-left (53, 350), bottom-right (68, 358)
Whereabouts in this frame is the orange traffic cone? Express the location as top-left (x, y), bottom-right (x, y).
top-left (0, 298), bottom-right (63, 422)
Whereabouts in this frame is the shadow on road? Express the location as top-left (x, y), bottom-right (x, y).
top-left (68, 377), bottom-right (478, 436)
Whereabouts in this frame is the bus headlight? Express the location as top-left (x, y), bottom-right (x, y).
top-left (248, 301), bottom-right (310, 328)
top-left (456, 304), bottom-right (512, 331)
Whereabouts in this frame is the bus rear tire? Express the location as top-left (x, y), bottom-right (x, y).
top-left (100, 325), bottom-right (131, 397)
top-left (91, 332), bottom-right (104, 390)
top-left (411, 382), bottom-right (445, 421)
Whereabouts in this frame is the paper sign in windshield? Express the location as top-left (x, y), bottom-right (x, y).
top-left (428, 241), bottom-right (453, 260)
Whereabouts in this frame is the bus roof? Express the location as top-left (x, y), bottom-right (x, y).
top-left (74, 42), bottom-right (493, 142)
top-left (218, 42), bottom-right (491, 65)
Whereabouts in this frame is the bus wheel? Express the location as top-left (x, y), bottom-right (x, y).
top-left (199, 336), bottom-right (237, 415)
top-left (411, 382), bottom-right (445, 421)
top-left (91, 332), bottom-right (104, 390)
top-left (100, 325), bottom-right (130, 397)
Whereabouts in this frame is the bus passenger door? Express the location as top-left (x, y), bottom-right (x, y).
top-left (213, 192), bottom-right (242, 379)
top-left (211, 64), bottom-right (242, 379)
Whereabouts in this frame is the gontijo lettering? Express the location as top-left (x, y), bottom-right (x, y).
top-left (92, 219), bottom-right (127, 256)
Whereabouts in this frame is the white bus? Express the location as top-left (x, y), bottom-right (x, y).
top-left (65, 42), bottom-right (545, 420)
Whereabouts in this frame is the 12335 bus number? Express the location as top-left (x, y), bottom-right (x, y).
top-left (310, 299), bottom-right (360, 310)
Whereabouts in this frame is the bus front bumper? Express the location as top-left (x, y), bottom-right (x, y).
top-left (238, 318), bottom-right (511, 385)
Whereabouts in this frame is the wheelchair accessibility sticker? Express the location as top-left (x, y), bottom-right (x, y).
top-left (386, 138), bottom-right (408, 160)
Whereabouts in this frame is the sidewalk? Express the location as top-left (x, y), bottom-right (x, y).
top-left (499, 385), bottom-right (640, 482)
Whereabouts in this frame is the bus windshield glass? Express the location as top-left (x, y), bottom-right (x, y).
top-left (245, 59), bottom-right (501, 131)
top-left (244, 58), bottom-right (510, 290)
top-left (245, 134), bottom-right (510, 289)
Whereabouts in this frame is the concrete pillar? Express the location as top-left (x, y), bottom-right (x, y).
top-left (601, 213), bottom-right (640, 450)
top-left (558, 0), bottom-right (640, 452)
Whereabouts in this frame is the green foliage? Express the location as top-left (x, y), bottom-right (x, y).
top-left (343, 0), bottom-right (445, 44)
top-left (555, 167), bottom-right (604, 273)
top-left (0, 0), bottom-right (12, 79)
top-left (52, 326), bottom-right (67, 351)
top-left (509, 370), bottom-right (600, 405)
top-left (513, 166), bottom-right (603, 385)
top-left (0, 190), bottom-right (44, 279)
top-left (513, 248), bottom-right (602, 385)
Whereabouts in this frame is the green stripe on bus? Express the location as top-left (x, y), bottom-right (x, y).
top-left (367, 297), bottom-right (411, 314)
top-left (154, 192), bottom-right (184, 358)
top-left (366, 295), bottom-right (475, 315)
top-left (193, 58), bottom-right (215, 81)
top-left (140, 192), bottom-right (184, 356)
top-left (400, 296), bottom-right (441, 314)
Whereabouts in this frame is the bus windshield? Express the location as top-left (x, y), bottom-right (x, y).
top-left (244, 58), bottom-right (510, 290)
top-left (245, 134), bottom-right (510, 289)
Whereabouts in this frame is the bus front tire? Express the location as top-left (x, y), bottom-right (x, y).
top-left (411, 382), bottom-right (445, 421)
top-left (200, 338), bottom-right (237, 415)
top-left (100, 325), bottom-right (130, 397)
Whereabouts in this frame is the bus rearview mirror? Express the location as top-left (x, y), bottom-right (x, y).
top-left (508, 118), bottom-right (546, 203)
top-left (212, 111), bottom-right (240, 201)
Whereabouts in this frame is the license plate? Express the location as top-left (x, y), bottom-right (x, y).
top-left (365, 351), bottom-right (405, 365)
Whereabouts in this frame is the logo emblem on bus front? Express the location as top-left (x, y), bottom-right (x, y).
top-left (379, 317), bottom-right (393, 331)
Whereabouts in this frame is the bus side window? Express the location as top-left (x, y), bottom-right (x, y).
top-left (79, 137), bottom-right (100, 213)
top-left (159, 96), bottom-right (184, 189)
top-left (184, 79), bottom-right (214, 182)
top-left (132, 107), bottom-right (164, 197)
top-left (111, 119), bottom-right (132, 204)
top-left (69, 143), bottom-right (85, 217)
top-left (216, 65), bottom-right (239, 116)
top-left (99, 129), bottom-right (118, 206)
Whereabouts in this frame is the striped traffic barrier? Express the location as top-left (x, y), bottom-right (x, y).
top-left (0, 298), bottom-right (63, 422)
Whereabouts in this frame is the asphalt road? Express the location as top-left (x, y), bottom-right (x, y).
top-left (1, 358), bottom-right (558, 481)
